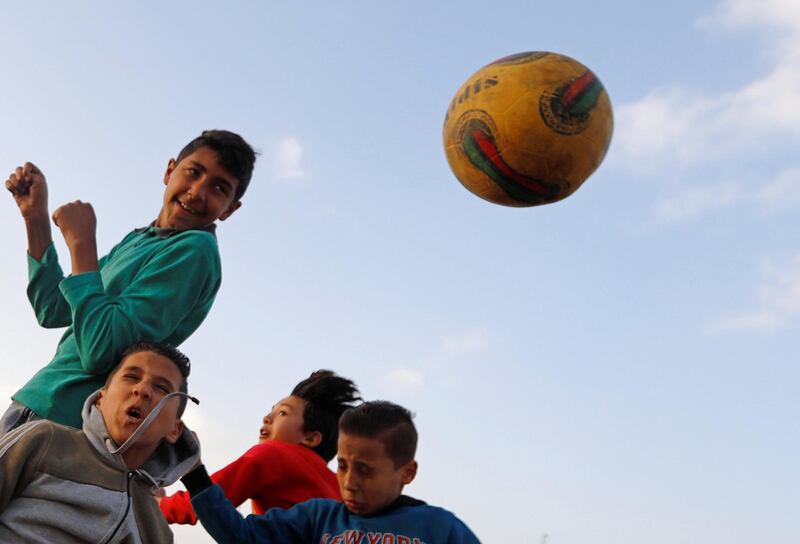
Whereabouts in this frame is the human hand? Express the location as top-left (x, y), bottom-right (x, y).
top-left (52, 200), bottom-right (97, 249)
top-left (5, 162), bottom-right (49, 221)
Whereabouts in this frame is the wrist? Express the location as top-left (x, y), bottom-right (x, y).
top-left (23, 211), bottom-right (50, 226)
top-left (180, 464), bottom-right (212, 496)
top-left (68, 238), bottom-right (99, 274)
top-left (24, 218), bottom-right (54, 261)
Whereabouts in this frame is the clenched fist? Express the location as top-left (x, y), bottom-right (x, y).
top-left (52, 200), bottom-right (97, 250)
top-left (5, 162), bottom-right (48, 221)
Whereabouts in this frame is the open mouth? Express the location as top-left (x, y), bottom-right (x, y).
top-left (125, 406), bottom-right (144, 423)
top-left (259, 428), bottom-right (270, 440)
top-left (178, 201), bottom-right (199, 215)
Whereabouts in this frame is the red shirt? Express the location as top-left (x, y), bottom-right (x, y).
top-left (160, 441), bottom-right (341, 524)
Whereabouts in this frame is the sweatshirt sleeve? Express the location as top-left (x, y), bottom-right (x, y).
top-left (0, 422), bottom-right (52, 513)
top-left (447, 513), bottom-right (482, 544)
top-left (26, 244), bottom-right (71, 328)
top-left (58, 233), bottom-right (220, 376)
top-left (161, 443), bottom-right (284, 525)
top-left (191, 484), bottom-right (314, 544)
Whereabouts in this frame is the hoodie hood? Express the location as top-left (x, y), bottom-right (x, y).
top-left (82, 390), bottom-right (201, 488)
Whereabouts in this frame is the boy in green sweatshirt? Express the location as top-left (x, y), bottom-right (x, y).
top-left (1, 130), bottom-right (256, 431)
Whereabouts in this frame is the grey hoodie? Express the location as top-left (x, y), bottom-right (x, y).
top-left (0, 390), bottom-right (200, 543)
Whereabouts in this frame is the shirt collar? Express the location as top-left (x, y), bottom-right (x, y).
top-left (134, 221), bottom-right (217, 239)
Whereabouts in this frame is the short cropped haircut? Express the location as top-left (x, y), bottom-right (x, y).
top-left (292, 370), bottom-right (361, 462)
top-left (339, 401), bottom-right (417, 467)
top-left (176, 129), bottom-right (257, 201)
top-left (106, 342), bottom-right (191, 418)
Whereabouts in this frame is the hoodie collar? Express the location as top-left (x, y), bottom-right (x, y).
top-left (81, 391), bottom-right (201, 488)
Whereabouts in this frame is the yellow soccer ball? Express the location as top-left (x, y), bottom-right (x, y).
top-left (443, 51), bottom-right (613, 207)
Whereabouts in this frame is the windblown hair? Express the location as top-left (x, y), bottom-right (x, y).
top-left (108, 342), bottom-right (191, 417)
top-left (292, 370), bottom-right (361, 462)
top-left (339, 401), bottom-right (417, 467)
top-left (176, 129), bottom-right (257, 201)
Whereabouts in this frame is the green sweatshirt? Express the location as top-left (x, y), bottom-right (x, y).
top-left (13, 226), bottom-right (221, 428)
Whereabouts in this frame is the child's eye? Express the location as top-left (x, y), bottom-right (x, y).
top-left (278, 410), bottom-right (287, 416)
top-left (214, 183), bottom-right (229, 194)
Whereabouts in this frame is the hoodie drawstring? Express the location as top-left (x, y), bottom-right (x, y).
top-left (108, 392), bottom-right (199, 456)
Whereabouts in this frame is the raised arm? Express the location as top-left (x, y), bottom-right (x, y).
top-left (161, 443), bottom-right (283, 525)
top-left (6, 161), bottom-right (52, 261)
top-left (6, 162), bottom-right (73, 327)
top-left (183, 465), bottom-right (312, 544)
top-left (52, 200), bottom-right (99, 275)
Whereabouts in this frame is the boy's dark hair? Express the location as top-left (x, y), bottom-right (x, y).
top-left (176, 129), bottom-right (257, 201)
top-left (339, 401), bottom-right (417, 467)
top-left (107, 342), bottom-right (191, 418)
top-left (292, 370), bottom-right (361, 462)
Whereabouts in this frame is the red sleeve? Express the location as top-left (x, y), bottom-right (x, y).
top-left (159, 443), bottom-right (285, 525)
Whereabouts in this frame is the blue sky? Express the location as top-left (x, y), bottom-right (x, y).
top-left (2, 1), bottom-right (799, 542)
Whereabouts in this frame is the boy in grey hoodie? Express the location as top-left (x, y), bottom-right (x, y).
top-left (0, 342), bottom-right (200, 543)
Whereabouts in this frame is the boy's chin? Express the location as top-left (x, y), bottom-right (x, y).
top-left (344, 500), bottom-right (384, 516)
top-left (109, 430), bottom-right (134, 447)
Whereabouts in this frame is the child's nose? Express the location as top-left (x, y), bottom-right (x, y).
top-left (133, 382), bottom-right (153, 399)
top-left (342, 471), bottom-right (357, 491)
top-left (188, 179), bottom-right (208, 201)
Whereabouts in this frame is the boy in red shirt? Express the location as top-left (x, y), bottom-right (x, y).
top-left (159, 370), bottom-right (360, 524)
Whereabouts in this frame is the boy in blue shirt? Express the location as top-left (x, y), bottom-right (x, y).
top-left (2, 130), bottom-right (256, 432)
top-left (182, 400), bottom-right (481, 543)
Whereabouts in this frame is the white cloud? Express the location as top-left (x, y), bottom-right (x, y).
top-left (616, 1), bottom-right (800, 171)
top-left (710, 312), bottom-right (783, 332)
top-left (710, 255), bottom-right (800, 332)
top-left (707, 0), bottom-right (800, 37)
top-left (757, 166), bottom-right (800, 212)
top-left (273, 136), bottom-right (306, 181)
top-left (441, 328), bottom-right (490, 356)
top-left (657, 182), bottom-right (742, 222)
top-left (615, 89), bottom-right (719, 169)
top-left (380, 368), bottom-right (425, 395)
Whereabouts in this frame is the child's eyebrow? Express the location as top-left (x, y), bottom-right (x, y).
top-left (187, 160), bottom-right (206, 172)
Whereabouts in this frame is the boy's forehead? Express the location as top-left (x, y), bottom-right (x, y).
top-left (338, 432), bottom-right (390, 462)
top-left (277, 395), bottom-right (305, 410)
top-left (116, 351), bottom-right (181, 385)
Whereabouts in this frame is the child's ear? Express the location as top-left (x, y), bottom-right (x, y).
top-left (218, 200), bottom-right (242, 222)
top-left (400, 460), bottom-right (418, 486)
top-left (165, 419), bottom-right (185, 445)
top-left (163, 158), bottom-right (176, 186)
top-left (95, 390), bottom-right (105, 407)
top-left (301, 430), bottom-right (322, 449)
